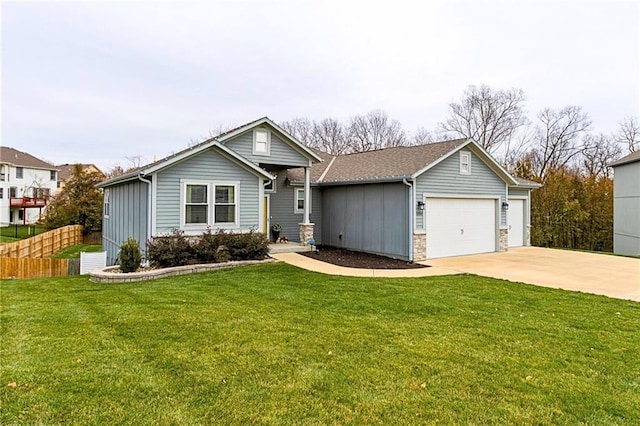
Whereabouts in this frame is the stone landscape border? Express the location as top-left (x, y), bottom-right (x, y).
top-left (90, 259), bottom-right (275, 283)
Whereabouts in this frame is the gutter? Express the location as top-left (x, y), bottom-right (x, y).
top-left (137, 172), bottom-right (153, 246)
top-left (402, 178), bottom-right (414, 263)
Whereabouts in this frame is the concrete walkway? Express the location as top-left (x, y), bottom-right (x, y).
top-left (272, 247), bottom-right (640, 302)
top-left (270, 253), bottom-right (459, 278)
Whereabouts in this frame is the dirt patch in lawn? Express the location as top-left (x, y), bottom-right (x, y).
top-left (300, 246), bottom-right (427, 269)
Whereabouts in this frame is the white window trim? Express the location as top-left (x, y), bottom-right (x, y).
top-left (213, 181), bottom-right (240, 227)
top-left (252, 128), bottom-right (271, 156)
top-left (180, 179), bottom-right (211, 229)
top-left (103, 188), bottom-right (110, 218)
top-left (294, 188), bottom-right (311, 214)
top-left (460, 151), bottom-right (471, 175)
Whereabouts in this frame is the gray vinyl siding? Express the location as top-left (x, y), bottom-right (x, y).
top-left (415, 150), bottom-right (507, 230)
top-left (268, 173), bottom-right (322, 243)
top-left (102, 180), bottom-right (149, 266)
top-left (508, 188), bottom-right (529, 198)
top-left (613, 162), bottom-right (640, 255)
top-left (224, 129), bottom-right (310, 167)
top-left (155, 148), bottom-right (261, 233)
top-left (321, 183), bottom-right (409, 260)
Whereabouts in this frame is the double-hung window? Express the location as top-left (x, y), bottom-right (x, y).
top-left (460, 151), bottom-right (471, 175)
top-left (50, 171), bottom-right (56, 181)
top-left (16, 167), bottom-right (23, 179)
top-left (185, 184), bottom-right (208, 225)
top-left (294, 188), bottom-right (310, 214)
top-left (214, 184), bottom-right (236, 224)
top-left (253, 129), bottom-right (270, 155)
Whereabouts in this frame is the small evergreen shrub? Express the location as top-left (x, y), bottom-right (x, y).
top-left (119, 237), bottom-right (142, 273)
top-left (146, 229), bottom-right (194, 268)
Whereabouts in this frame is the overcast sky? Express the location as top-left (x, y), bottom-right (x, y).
top-left (2, 1), bottom-right (638, 171)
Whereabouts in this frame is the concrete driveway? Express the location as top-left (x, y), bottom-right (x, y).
top-left (426, 247), bottom-right (640, 301)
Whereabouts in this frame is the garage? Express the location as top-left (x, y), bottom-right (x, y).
top-left (507, 198), bottom-right (525, 247)
top-left (425, 197), bottom-right (497, 259)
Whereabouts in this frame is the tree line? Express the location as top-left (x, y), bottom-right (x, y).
top-left (280, 85), bottom-right (639, 252)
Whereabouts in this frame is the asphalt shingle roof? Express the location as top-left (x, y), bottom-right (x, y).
top-left (0, 147), bottom-right (57, 170)
top-left (288, 139), bottom-right (468, 184)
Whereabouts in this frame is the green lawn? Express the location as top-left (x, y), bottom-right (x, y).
top-left (51, 244), bottom-right (103, 259)
top-left (0, 225), bottom-right (45, 242)
top-left (1, 263), bottom-right (638, 424)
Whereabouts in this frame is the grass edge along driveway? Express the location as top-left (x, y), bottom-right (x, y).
top-left (1, 263), bottom-right (638, 425)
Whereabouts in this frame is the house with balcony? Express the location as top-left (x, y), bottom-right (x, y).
top-left (0, 147), bottom-right (59, 226)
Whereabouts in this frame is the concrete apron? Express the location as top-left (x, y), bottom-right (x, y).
top-left (427, 247), bottom-right (640, 302)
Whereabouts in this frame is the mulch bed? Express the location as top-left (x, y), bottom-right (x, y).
top-left (300, 246), bottom-right (427, 269)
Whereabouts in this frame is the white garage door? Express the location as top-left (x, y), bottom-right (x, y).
top-left (508, 199), bottom-right (525, 247)
top-left (426, 198), bottom-right (496, 259)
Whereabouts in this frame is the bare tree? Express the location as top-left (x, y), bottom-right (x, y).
top-left (312, 118), bottom-right (349, 155)
top-left (125, 155), bottom-right (145, 170)
top-left (529, 106), bottom-right (592, 181)
top-left (411, 127), bottom-right (436, 145)
top-left (438, 85), bottom-right (529, 154)
top-left (617, 116), bottom-right (639, 152)
top-left (581, 133), bottom-right (622, 178)
top-left (348, 110), bottom-right (406, 152)
top-left (280, 117), bottom-right (315, 147)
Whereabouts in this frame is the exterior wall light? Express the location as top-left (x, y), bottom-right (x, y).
top-left (417, 201), bottom-right (425, 211)
top-left (502, 202), bottom-right (509, 210)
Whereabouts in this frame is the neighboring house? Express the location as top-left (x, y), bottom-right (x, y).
top-left (610, 151), bottom-right (640, 256)
top-left (57, 163), bottom-right (105, 189)
top-left (98, 117), bottom-right (539, 265)
top-left (0, 147), bottom-right (59, 226)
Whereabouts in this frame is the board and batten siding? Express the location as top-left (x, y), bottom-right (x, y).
top-left (268, 173), bottom-right (322, 243)
top-left (154, 148), bottom-right (261, 234)
top-left (613, 161), bottom-right (640, 255)
top-left (224, 129), bottom-right (310, 167)
top-left (321, 183), bottom-right (409, 260)
top-left (102, 179), bottom-right (149, 266)
top-left (414, 150), bottom-right (507, 230)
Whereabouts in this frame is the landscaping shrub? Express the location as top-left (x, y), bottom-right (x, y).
top-left (146, 229), bottom-right (269, 268)
top-left (146, 229), bottom-right (194, 268)
top-left (194, 229), bottom-right (230, 263)
top-left (119, 237), bottom-right (142, 273)
top-left (226, 230), bottom-right (270, 260)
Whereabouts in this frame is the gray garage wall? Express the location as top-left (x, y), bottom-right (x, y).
top-left (613, 162), bottom-right (640, 255)
top-left (321, 182), bottom-right (409, 260)
top-left (102, 179), bottom-right (149, 266)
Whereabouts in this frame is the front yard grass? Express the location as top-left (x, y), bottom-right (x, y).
top-left (51, 244), bottom-right (102, 259)
top-left (1, 263), bottom-right (638, 424)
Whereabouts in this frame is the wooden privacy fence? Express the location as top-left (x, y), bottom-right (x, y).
top-left (0, 225), bottom-right (83, 259)
top-left (0, 258), bottom-right (80, 279)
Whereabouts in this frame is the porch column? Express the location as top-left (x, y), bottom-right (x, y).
top-left (298, 166), bottom-right (315, 246)
top-left (304, 166), bottom-right (311, 224)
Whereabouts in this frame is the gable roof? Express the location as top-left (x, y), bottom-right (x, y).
top-left (98, 117), bottom-right (319, 188)
top-left (288, 139), bottom-right (519, 186)
top-left (57, 164), bottom-right (105, 181)
top-left (217, 117), bottom-right (323, 163)
top-left (0, 146), bottom-right (57, 171)
top-left (609, 150), bottom-right (640, 167)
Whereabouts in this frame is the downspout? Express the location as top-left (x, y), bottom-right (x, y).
top-left (402, 178), bottom-right (414, 263)
top-left (137, 172), bottom-right (152, 247)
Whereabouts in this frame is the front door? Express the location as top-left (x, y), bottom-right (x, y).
top-left (263, 195), bottom-right (270, 235)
